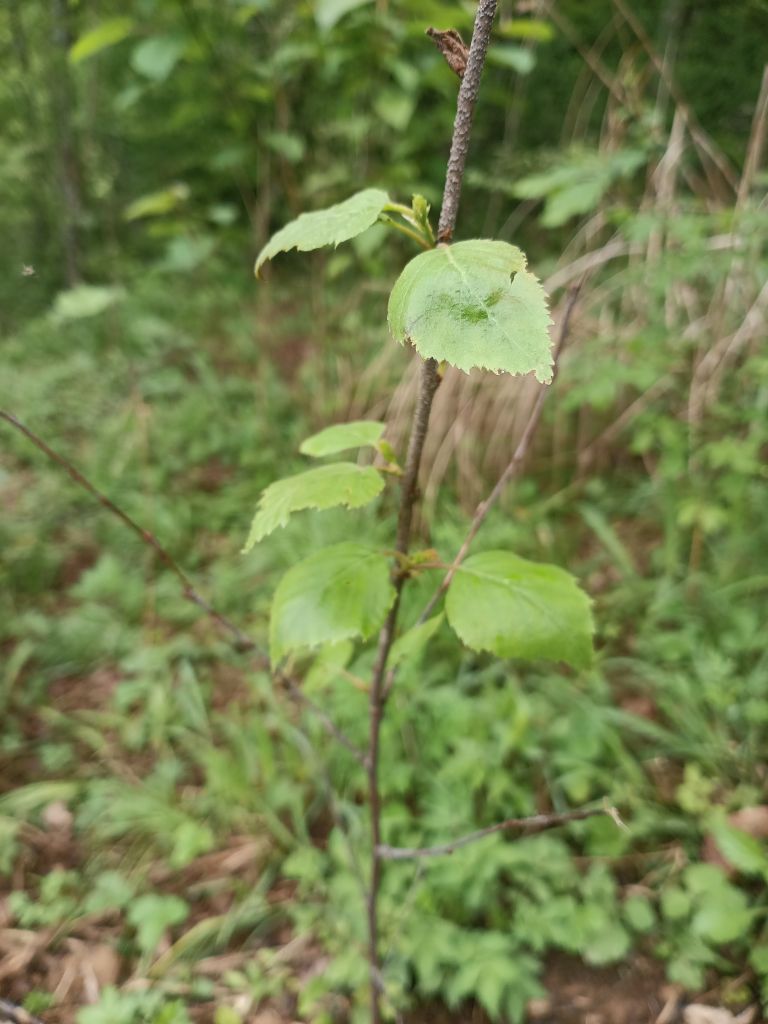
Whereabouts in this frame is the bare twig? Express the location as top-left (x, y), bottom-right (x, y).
top-left (377, 802), bottom-right (624, 860)
top-left (0, 409), bottom-right (366, 767)
top-left (0, 997), bottom-right (45, 1024)
top-left (0, 410), bottom-right (253, 651)
top-left (366, 357), bottom-right (441, 1018)
top-left (365, 4), bottom-right (499, 1019)
top-left (436, 1), bottom-right (498, 245)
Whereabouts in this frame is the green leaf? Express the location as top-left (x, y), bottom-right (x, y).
top-left (69, 18), bottom-right (134, 63)
top-left (750, 944), bottom-right (768, 976)
top-left (683, 863), bottom-right (729, 894)
top-left (160, 235), bottom-right (214, 272)
top-left (214, 1010), bottom-right (243, 1024)
top-left (374, 89), bottom-right (416, 131)
top-left (388, 240), bottom-right (553, 381)
top-left (243, 463), bottom-right (384, 550)
top-left (691, 886), bottom-right (753, 944)
top-left (513, 148), bottom-right (647, 228)
top-left (255, 189), bottom-right (389, 275)
top-left (131, 35), bottom-right (185, 82)
top-left (667, 957), bottom-right (706, 990)
top-left (124, 184), bottom-right (190, 221)
top-left (623, 895), bottom-right (655, 933)
top-left (445, 551), bottom-right (594, 668)
top-left (583, 920), bottom-right (631, 965)
top-left (270, 543), bottom-right (396, 663)
top-left (390, 614), bottom-right (444, 668)
top-left (540, 180), bottom-right (606, 228)
top-left (305, 641), bottom-right (354, 690)
top-left (77, 988), bottom-right (144, 1024)
top-left (315, 0), bottom-right (374, 31)
top-left (300, 420), bottom-right (385, 458)
top-left (52, 285), bottom-right (125, 321)
top-left (84, 871), bottom-right (135, 914)
top-left (497, 19), bottom-right (555, 42)
top-left (127, 894), bottom-right (189, 955)
top-left (264, 131), bottom-right (306, 163)
top-left (660, 886), bottom-right (691, 921)
top-left (487, 45), bottom-right (536, 75)
top-left (707, 814), bottom-right (768, 877)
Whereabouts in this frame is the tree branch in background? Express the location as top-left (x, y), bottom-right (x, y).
top-left (0, 409), bottom-right (366, 768)
top-left (610, 0), bottom-right (738, 196)
top-left (0, 410), bottom-right (253, 651)
top-left (0, 997), bottom-right (45, 1024)
top-left (378, 802), bottom-right (625, 861)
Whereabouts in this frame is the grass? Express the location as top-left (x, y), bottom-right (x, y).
top-left (2, 191), bottom-right (768, 1023)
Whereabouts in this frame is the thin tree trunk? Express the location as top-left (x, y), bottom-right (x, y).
top-left (49, 0), bottom-right (82, 286)
top-left (365, 3), bottom-right (499, 1020)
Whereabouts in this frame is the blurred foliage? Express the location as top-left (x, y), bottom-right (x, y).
top-left (1, 0), bottom-right (768, 1021)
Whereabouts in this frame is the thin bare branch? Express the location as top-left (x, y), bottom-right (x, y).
top-left (377, 803), bottom-right (624, 861)
top-left (436, 1), bottom-right (498, 243)
top-left (611, 0), bottom-right (738, 196)
top-left (0, 409), bottom-right (366, 767)
top-left (1, 410), bottom-right (253, 648)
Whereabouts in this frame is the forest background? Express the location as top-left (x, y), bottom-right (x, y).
top-left (1, 1), bottom-right (768, 1022)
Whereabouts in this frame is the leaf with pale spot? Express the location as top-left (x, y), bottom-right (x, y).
top-left (243, 463), bottom-right (383, 550)
top-left (300, 420), bottom-right (384, 458)
top-left (255, 189), bottom-right (389, 275)
top-left (270, 543), bottom-right (395, 663)
top-left (445, 551), bottom-right (594, 668)
top-left (388, 240), bottom-right (552, 381)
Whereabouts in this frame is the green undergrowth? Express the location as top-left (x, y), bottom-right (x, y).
top-left (1, 252), bottom-right (768, 1023)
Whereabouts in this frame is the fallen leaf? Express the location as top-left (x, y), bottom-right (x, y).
top-left (41, 800), bottom-right (74, 831)
top-left (683, 1005), bottom-right (757, 1024)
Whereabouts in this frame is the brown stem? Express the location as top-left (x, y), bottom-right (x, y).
top-left (436, 0), bottom-right (498, 244)
top-left (366, 358), bottom-right (440, 1017)
top-left (0, 410), bottom-right (366, 766)
top-left (0, 998), bottom-right (45, 1024)
top-left (377, 803), bottom-right (625, 861)
top-left (365, 3), bottom-right (499, 1019)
